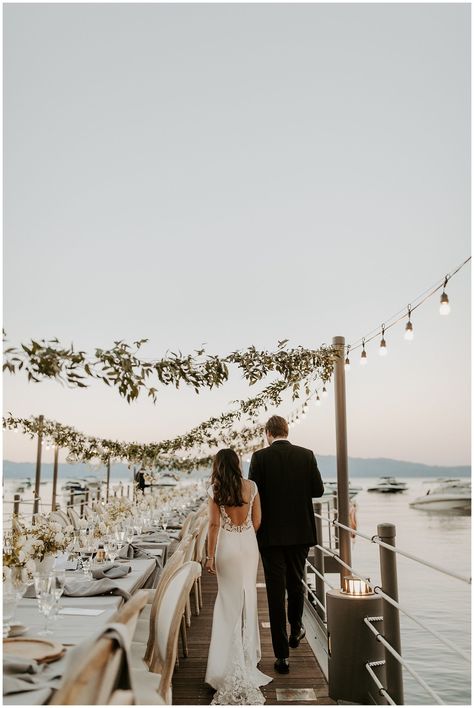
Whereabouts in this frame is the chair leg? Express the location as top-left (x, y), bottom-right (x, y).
top-left (186, 597), bottom-right (191, 627)
top-left (180, 613), bottom-right (189, 658)
top-left (198, 576), bottom-right (203, 609)
top-left (194, 580), bottom-right (200, 616)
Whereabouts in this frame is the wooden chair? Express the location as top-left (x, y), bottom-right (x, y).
top-left (134, 535), bottom-right (193, 659)
top-left (67, 507), bottom-right (88, 530)
top-left (178, 510), bottom-right (196, 540)
top-left (49, 509), bottom-right (72, 528)
top-left (130, 561), bottom-right (202, 704)
top-left (51, 592), bottom-right (148, 705)
top-left (192, 515), bottom-right (209, 614)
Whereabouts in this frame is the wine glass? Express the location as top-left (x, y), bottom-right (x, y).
top-left (34, 574), bottom-right (56, 636)
top-left (107, 539), bottom-right (118, 564)
top-left (3, 586), bottom-right (17, 638)
top-left (125, 526), bottom-right (134, 544)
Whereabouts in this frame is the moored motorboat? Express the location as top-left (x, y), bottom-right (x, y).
top-left (410, 478), bottom-right (471, 512)
top-left (323, 480), bottom-right (362, 499)
top-left (367, 476), bottom-right (408, 493)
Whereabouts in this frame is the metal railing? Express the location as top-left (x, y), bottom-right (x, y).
top-left (306, 499), bottom-right (471, 705)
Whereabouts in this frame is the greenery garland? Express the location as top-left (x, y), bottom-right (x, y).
top-left (3, 335), bottom-right (337, 403)
top-left (3, 413), bottom-right (266, 470)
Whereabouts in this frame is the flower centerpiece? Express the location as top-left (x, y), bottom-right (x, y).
top-left (27, 520), bottom-right (74, 574)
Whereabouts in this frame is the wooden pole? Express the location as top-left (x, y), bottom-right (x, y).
top-left (33, 415), bottom-right (44, 518)
top-left (106, 458), bottom-right (111, 502)
top-left (13, 493), bottom-right (20, 517)
top-left (332, 336), bottom-right (351, 586)
top-left (51, 445), bottom-right (59, 511)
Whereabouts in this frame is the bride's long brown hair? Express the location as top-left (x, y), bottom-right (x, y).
top-left (211, 449), bottom-right (244, 507)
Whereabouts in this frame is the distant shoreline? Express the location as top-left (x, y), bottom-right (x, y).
top-left (3, 456), bottom-right (471, 480)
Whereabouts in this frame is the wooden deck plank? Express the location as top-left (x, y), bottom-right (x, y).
top-left (172, 564), bottom-right (334, 705)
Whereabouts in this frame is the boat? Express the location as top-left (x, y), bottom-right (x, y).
top-left (410, 478), bottom-right (471, 512)
top-left (367, 476), bottom-right (408, 493)
top-left (323, 481), bottom-right (362, 499)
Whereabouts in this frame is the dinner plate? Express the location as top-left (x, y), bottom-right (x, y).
top-left (8, 623), bottom-right (28, 638)
top-left (3, 637), bottom-right (64, 663)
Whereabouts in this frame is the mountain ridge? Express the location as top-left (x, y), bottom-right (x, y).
top-left (2, 457), bottom-right (470, 480)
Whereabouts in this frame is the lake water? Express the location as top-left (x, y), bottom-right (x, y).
top-left (3, 475), bottom-right (471, 704)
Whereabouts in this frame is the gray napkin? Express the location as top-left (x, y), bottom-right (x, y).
top-left (3, 655), bottom-right (63, 696)
top-left (118, 543), bottom-right (157, 560)
top-left (91, 563), bottom-right (131, 580)
top-left (51, 622), bottom-right (133, 702)
top-left (24, 578), bottom-right (130, 601)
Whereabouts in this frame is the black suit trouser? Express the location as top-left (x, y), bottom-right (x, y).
top-left (259, 544), bottom-right (310, 659)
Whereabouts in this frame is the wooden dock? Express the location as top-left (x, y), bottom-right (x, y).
top-left (173, 563), bottom-right (334, 705)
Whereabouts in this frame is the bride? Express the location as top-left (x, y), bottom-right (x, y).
top-left (205, 448), bottom-right (273, 705)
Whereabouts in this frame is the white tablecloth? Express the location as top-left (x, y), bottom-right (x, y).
top-left (4, 558), bottom-right (156, 705)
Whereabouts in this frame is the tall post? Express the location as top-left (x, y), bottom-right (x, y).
top-left (51, 445), bottom-right (59, 511)
top-left (314, 502), bottom-right (326, 621)
top-left (378, 523), bottom-right (404, 704)
top-left (13, 493), bottom-right (20, 517)
top-left (33, 415), bottom-right (44, 518)
top-left (106, 458), bottom-right (111, 503)
top-left (332, 336), bottom-right (351, 586)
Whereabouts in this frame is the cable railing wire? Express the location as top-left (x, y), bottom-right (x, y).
top-left (317, 545), bottom-right (470, 664)
top-left (365, 661), bottom-right (396, 706)
top-left (364, 617), bottom-right (445, 705)
top-left (313, 510), bottom-right (472, 585)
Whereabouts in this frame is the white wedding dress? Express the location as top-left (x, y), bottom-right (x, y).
top-left (205, 480), bottom-right (273, 705)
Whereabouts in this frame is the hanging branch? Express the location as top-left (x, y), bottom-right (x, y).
top-left (3, 335), bottom-right (337, 403)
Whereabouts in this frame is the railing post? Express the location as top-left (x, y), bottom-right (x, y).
top-left (13, 493), bottom-right (20, 518)
top-left (69, 491), bottom-right (74, 510)
top-left (51, 445), bottom-right (59, 511)
top-left (106, 458), bottom-right (111, 503)
top-left (314, 502), bottom-right (326, 621)
top-left (33, 414), bottom-right (44, 518)
top-left (332, 490), bottom-right (339, 549)
top-left (378, 523), bottom-right (404, 704)
top-left (332, 335), bottom-right (351, 586)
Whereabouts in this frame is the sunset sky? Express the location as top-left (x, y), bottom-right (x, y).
top-left (3, 3), bottom-right (470, 468)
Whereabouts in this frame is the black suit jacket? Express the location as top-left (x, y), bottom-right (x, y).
top-left (248, 440), bottom-right (324, 548)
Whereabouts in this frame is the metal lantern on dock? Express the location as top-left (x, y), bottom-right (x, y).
top-left (326, 583), bottom-right (386, 705)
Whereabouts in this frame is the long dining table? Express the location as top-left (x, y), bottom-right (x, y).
top-left (4, 557), bottom-right (157, 705)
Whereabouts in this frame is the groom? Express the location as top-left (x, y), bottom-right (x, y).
top-left (249, 415), bottom-right (324, 674)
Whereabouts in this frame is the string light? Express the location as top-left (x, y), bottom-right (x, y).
top-left (322, 386), bottom-right (328, 398)
top-left (404, 305), bottom-right (414, 341)
top-left (345, 345), bottom-right (351, 371)
top-left (360, 339), bottom-right (368, 366)
top-left (315, 394), bottom-right (321, 406)
top-left (440, 276), bottom-right (451, 315)
top-left (379, 324), bottom-right (387, 356)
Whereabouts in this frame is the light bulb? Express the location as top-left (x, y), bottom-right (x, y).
top-left (295, 416), bottom-right (301, 425)
top-left (440, 292), bottom-right (450, 315)
top-left (13, 428), bottom-right (18, 434)
top-left (322, 386), bottom-right (328, 398)
top-left (379, 337), bottom-right (387, 356)
top-left (360, 350), bottom-right (368, 366)
top-left (345, 357), bottom-right (351, 371)
top-left (404, 321), bottom-right (414, 341)
top-left (315, 395), bottom-right (321, 406)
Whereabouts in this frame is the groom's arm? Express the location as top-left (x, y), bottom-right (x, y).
top-left (248, 452), bottom-right (262, 490)
top-left (310, 452), bottom-right (324, 498)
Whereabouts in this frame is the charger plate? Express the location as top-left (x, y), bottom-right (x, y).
top-left (3, 637), bottom-right (64, 663)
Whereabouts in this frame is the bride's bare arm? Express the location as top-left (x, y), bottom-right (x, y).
top-left (206, 498), bottom-right (220, 574)
top-left (252, 492), bottom-right (262, 531)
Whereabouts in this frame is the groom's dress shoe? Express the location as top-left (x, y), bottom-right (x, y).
top-left (289, 626), bottom-right (306, 648)
top-left (274, 658), bottom-right (290, 674)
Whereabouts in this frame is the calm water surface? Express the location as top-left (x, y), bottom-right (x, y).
top-left (334, 478), bottom-right (471, 705)
top-left (3, 475), bottom-right (471, 704)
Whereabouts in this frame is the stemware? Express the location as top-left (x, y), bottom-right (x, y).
top-left (107, 539), bottom-right (119, 563)
top-left (3, 586), bottom-right (17, 638)
top-left (34, 574), bottom-right (56, 636)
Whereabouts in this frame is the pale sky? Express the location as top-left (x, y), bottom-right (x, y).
top-left (3, 3), bottom-right (470, 467)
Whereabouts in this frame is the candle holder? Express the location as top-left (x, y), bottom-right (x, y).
top-left (342, 575), bottom-right (373, 596)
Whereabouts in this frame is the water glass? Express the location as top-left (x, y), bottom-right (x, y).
top-left (107, 539), bottom-right (118, 563)
top-left (3, 588), bottom-right (17, 638)
top-left (34, 574), bottom-right (56, 636)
